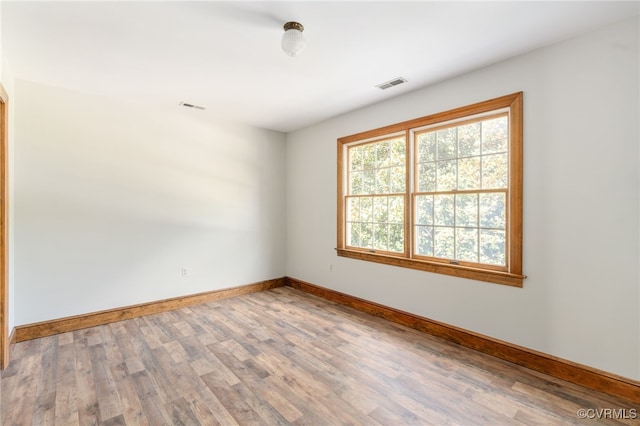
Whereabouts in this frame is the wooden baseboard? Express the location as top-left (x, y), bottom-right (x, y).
top-left (285, 276), bottom-right (640, 403)
top-left (14, 278), bottom-right (286, 342)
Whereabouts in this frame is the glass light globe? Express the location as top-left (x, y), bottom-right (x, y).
top-left (281, 22), bottom-right (306, 57)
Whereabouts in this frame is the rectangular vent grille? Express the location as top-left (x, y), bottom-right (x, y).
top-left (179, 102), bottom-right (206, 110)
top-left (375, 77), bottom-right (407, 90)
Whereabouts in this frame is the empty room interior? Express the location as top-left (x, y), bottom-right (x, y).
top-left (0, 1), bottom-right (639, 425)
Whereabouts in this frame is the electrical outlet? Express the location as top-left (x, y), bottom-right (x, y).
top-left (181, 267), bottom-right (188, 277)
top-left (329, 264), bottom-right (334, 272)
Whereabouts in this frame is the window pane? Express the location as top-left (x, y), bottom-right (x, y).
top-left (374, 224), bottom-right (388, 250)
top-left (415, 225), bottom-right (433, 256)
top-left (417, 132), bottom-right (436, 163)
top-left (458, 122), bottom-right (481, 157)
top-left (434, 195), bottom-right (454, 226)
top-left (458, 156), bottom-right (481, 190)
top-left (349, 137), bottom-right (406, 197)
top-left (479, 193), bottom-right (506, 229)
top-left (363, 144), bottom-right (376, 169)
top-left (437, 128), bottom-right (457, 160)
top-left (350, 171), bottom-right (363, 194)
top-left (390, 166), bottom-right (406, 193)
top-left (389, 224), bottom-right (404, 252)
top-left (347, 194), bottom-right (404, 252)
top-left (436, 160), bottom-right (457, 191)
top-left (388, 196), bottom-right (404, 224)
top-left (361, 223), bottom-right (373, 248)
top-left (482, 153), bottom-right (508, 189)
top-left (347, 197), bottom-right (360, 222)
top-left (363, 169), bottom-right (376, 194)
top-left (375, 168), bottom-right (390, 193)
top-left (373, 197), bottom-right (388, 223)
top-left (434, 227), bottom-right (454, 259)
top-left (480, 229), bottom-right (506, 265)
top-left (347, 222), bottom-right (360, 247)
top-left (350, 146), bottom-right (363, 171)
top-left (376, 142), bottom-right (390, 168)
top-left (482, 116), bottom-right (508, 154)
top-left (455, 194), bottom-right (478, 227)
top-left (360, 197), bottom-right (373, 222)
top-left (417, 163), bottom-right (436, 192)
top-left (390, 138), bottom-right (406, 166)
top-left (415, 195), bottom-right (433, 225)
top-left (456, 228), bottom-right (479, 263)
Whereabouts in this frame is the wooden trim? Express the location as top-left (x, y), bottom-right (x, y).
top-left (14, 278), bottom-right (286, 342)
top-left (286, 276), bottom-right (640, 403)
top-left (403, 130), bottom-right (411, 258)
top-left (7, 327), bottom-right (15, 362)
top-left (508, 92), bottom-right (524, 274)
top-left (1, 329), bottom-right (15, 377)
top-left (8, 327), bottom-right (15, 346)
top-left (0, 83), bottom-right (8, 370)
top-left (337, 140), bottom-right (345, 249)
top-left (337, 248), bottom-right (524, 287)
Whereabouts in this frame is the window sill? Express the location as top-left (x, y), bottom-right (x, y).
top-left (336, 248), bottom-right (525, 287)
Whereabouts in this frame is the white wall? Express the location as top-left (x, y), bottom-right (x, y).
top-left (286, 16), bottom-right (640, 380)
top-left (13, 80), bottom-right (286, 325)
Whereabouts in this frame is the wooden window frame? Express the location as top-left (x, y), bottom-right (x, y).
top-left (337, 92), bottom-right (525, 287)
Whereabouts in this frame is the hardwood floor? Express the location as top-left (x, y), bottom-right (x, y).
top-left (1, 287), bottom-right (637, 425)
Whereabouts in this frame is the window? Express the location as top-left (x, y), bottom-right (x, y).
top-left (337, 93), bottom-right (524, 286)
top-left (346, 136), bottom-right (407, 254)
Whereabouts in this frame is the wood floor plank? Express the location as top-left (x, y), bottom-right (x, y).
top-left (512, 406), bottom-right (579, 426)
top-left (3, 287), bottom-right (638, 425)
top-left (134, 393), bottom-right (171, 426)
top-left (2, 351), bottom-right (40, 425)
top-left (261, 375), bottom-right (329, 425)
top-left (100, 414), bottom-right (126, 426)
top-left (54, 343), bottom-right (79, 426)
top-left (181, 391), bottom-right (220, 426)
top-left (88, 344), bottom-right (122, 422)
top-left (251, 344), bottom-right (382, 425)
top-left (368, 402), bottom-right (430, 426)
top-left (109, 362), bottom-right (148, 426)
top-left (185, 378), bottom-right (239, 425)
top-left (32, 336), bottom-right (59, 426)
top-left (246, 379), bottom-right (304, 423)
top-left (166, 396), bottom-right (201, 426)
top-left (73, 332), bottom-right (100, 426)
top-left (199, 371), bottom-right (264, 425)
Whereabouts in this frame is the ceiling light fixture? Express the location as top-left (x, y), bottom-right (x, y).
top-left (281, 21), bottom-right (306, 57)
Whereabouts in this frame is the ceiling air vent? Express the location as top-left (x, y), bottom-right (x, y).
top-left (179, 102), bottom-right (206, 110)
top-left (375, 77), bottom-right (407, 90)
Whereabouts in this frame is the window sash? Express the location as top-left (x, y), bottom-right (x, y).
top-left (345, 194), bottom-right (408, 256)
top-left (412, 189), bottom-right (508, 272)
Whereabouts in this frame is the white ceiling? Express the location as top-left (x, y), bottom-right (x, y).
top-left (3, 1), bottom-right (639, 133)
